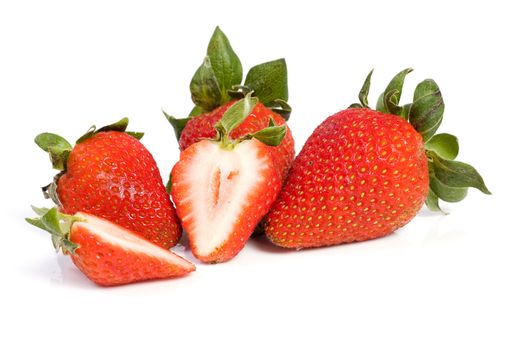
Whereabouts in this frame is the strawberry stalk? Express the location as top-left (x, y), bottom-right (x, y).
top-left (164, 26), bottom-right (291, 141)
top-left (350, 69), bottom-right (491, 211)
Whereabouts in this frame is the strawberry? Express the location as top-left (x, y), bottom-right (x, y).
top-left (34, 118), bottom-right (182, 249)
top-left (163, 27), bottom-right (295, 183)
top-left (265, 69), bottom-right (490, 248)
top-left (170, 96), bottom-right (286, 263)
top-left (177, 101), bottom-right (294, 182)
top-left (26, 207), bottom-right (195, 286)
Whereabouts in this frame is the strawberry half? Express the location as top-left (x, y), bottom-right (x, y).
top-left (26, 207), bottom-right (195, 286)
top-left (163, 27), bottom-right (295, 183)
top-left (265, 69), bottom-right (491, 248)
top-left (170, 96), bottom-right (285, 263)
top-left (34, 118), bottom-right (182, 249)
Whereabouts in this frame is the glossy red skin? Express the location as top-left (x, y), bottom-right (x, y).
top-left (171, 140), bottom-right (282, 263)
top-left (69, 217), bottom-right (195, 286)
top-left (57, 132), bottom-right (182, 249)
top-left (179, 101), bottom-right (295, 183)
top-left (265, 108), bottom-right (429, 248)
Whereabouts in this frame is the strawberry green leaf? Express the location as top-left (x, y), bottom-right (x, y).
top-left (428, 162), bottom-right (468, 203)
top-left (216, 95), bottom-right (258, 135)
top-left (189, 105), bottom-right (204, 117)
top-left (163, 110), bottom-right (190, 141)
top-left (31, 205), bottom-right (50, 216)
top-left (35, 133), bottom-right (72, 152)
top-left (425, 133), bottom-right (459, 160)
top-left (190, 56), bottom-right (222, 111)
top-left (35, 133), bottom-right (72, 171)
top-left (399, 103), bottom-right (412, 120)
top-left (430, 175), bottom-right (468, 203)
top-left (429, 152), bottom-right (491, 195)
top-left (376, 92), bottom-right (386, 113)
top-left (206, 26), bottom-right (243, 104)
top-left (97, 117), bottom-right (129, 133)
top-left (165, 172), bottom-right (173, 194)
top-left (76, 117), bottom-right (141, 144)
top-left (408, 79), bottom-right (444, 141)
top-left (381, 68), bottom-right (413, 115)
top-left (425, 187), bottom-right (443, 212)
top-left (358, 69), bottom-right (373, 108)
top-left (251, 125), bottom-right (287, 147)
top-left (245, 59), bottom-right (288, 105)
top-left (265, 99), bottom-right (292, 121)
top-left (25, 207), bottom-right (81, 254)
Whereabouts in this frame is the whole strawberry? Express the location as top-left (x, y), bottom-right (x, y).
top-left (164, 27), bottom-right (295, 182)
top-left (265, 69), bottom-right (490, 248)
top-left (26, 207), bottom-right (195, 286)
top-left (35, 118), bottom-right (182, 249)
top-left (170, 96), bottom-right (286, 263)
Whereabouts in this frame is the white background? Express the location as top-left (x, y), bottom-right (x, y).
top-left (1, 1), bottom-right (523, 349)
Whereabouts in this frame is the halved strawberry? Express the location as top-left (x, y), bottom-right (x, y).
top-left (26, 207), bottom-right (195, 286)
top-left (170, 96), bottom-right (285, 263)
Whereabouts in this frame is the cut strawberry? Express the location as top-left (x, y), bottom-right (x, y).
top-left (26, 207), bottom-right (195, 286)
top-left (170, 96), bottom-right (285, 263)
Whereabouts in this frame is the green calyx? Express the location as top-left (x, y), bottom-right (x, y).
top-left (349, 69), bottom-right (491, 212)
top-left (35, 117), bottom-right (143, 172)
top-left (213, 94), bottom-right (287, 150)
top-left (35, 118), bottom-right (143, 205)
top-left (165, 26), bottom-right (291, 141)
top-left (25, 206), bottom-right (82, 254)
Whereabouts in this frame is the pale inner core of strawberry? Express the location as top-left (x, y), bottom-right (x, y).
top-left (177, 140), bottom-right (269, 255)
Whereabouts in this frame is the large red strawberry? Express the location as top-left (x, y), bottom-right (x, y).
top-left (163, 27), bottom-right (295, 183)
top-left (265, 69), bottom-right (490, 248)
top-left (35, 118), bottom-right (182, 249)
top-left (170, 96), bottom-right (286, 263)
top-left (26, 207), bottom-right (195, 286)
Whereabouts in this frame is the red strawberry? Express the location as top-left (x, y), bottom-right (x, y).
top-left (35, 118), bottom-right (182, 249)
top-left (26, 207), bottom-right (195, 286)
top-left (164, 27), bottom-right (295, 183)
top-left (170, 97), bottom-right (285, 263)
top-left (178, 101), bottom-right (294, 182)
top-left (265, 69), bottom-right (490, 248)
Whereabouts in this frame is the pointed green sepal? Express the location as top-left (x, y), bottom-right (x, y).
top-left (34, 133), bottom-right (72, 171)
top-left (163, 110), bottom-right (190, 141)
top-left (409, 79), bottom-right (444, 141)
top-left (265, 99), bottom-right (292, 121)
top-left (428, 151), bottom-right (491, 195)
top-left (425, 187), bottom-right (444, 212)
top-left (190, 56), bottom-right (222, 111)
top-left (428, 161), bottom-right (468, 203)
top-left (76, 117), bottom-right (142, 144)
top-left (165, 172), bottom-right (173, 194)
top-left (425, 133), bottom-right (459, 160)
top-left (215, 94), bottom-right (258, 136)
top-left (25, 206), bottom-right (82, 254)
top-left (358, 69), bottom-right (373, 108)
top-left (251, 125), bottom-right (287, 147)
top-left (378, 68), bottom-right (413, 115)
top-left (189, 105), bottom-right (204, 117)
top-left (245, 59), bottom-right (289, 105)
top-left (207, 26), bottom-right (243, 104)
